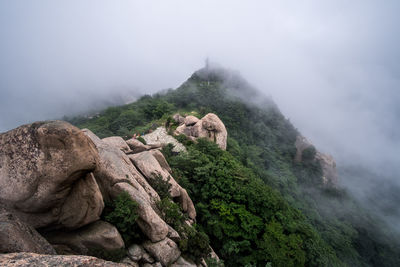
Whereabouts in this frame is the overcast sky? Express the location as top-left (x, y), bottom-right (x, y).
top-left (1, 1), bottom-right (399, 179)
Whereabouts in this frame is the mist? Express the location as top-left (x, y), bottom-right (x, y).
top-left (1, 1), bottom-right (399, 230)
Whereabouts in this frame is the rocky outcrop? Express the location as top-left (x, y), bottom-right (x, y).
top-left (0, 121), bottom-right (101, 230)
top-left (43, 221), bottom-right (124, 255)
top-left (0, 120), bottom-right (217, 266)
top-left (142, 127), bottom-right (186, 153)
top-left (174, 113), bottom-right (227, 150)
top-left (129, 151), bottom-right (196, 219)
top-left (0, 206), bottom-right (56, 255)
top-left (83, 129), bottom-right (168, 242)
top-left (295, 135), bottom-right (338, 186)
top-left (0, 253), bottom-right (129, 267)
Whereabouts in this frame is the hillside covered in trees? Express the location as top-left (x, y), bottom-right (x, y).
top-left (67, 67), bottom-right (400, 267)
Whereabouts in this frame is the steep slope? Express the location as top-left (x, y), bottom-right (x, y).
top-left (69, 66), bottom-right (400, 267)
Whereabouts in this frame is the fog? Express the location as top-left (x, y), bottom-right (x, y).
top-left (1, 1), bottom-right (399, 228)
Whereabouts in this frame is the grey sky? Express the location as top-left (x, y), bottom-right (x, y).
top-left (0, 1), bottom-right (399, 181)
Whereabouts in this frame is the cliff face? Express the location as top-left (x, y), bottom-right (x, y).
top-left (295, 135), bottom-right (338, 187)
top-left (0, 119), bottom-right (222, 266)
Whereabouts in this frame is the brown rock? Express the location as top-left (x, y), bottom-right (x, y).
top-left (167, 225), bottom-right (181, 242)
top-left (184, 116), bottom-right (199, 126)
top-left (83, 129), bottom-right (168, 242)
top-left (174, 113), bottom-right (227, 150)
top-left (143, 238), bottom-right (181, 266)
top-left (172, 114), bottom-right (185, 124)
top-left (129, 151), bottom-right (196, 219)
top-left (0, 206), bottom-right (56, 254)
top-left (43, 220), bottom-right (124, 255)
top-left (143, 127), bottom-right (186, 153)
top-left (102, 136), bottom-right (131, 153)
top-left (126, 138), bottom-right (150, 154)
top-left (59, 173), bottom-right (104, 230)
top-left (0, 252), bottom-right (129, 267)
top-left (149, 149), bottom-right (172, 173)
top-left (197, 113), bottom-right (227, 150)
top-left (0, 121), bottom-right (100, 229)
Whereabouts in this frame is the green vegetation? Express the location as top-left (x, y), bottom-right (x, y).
top-left (163, 139), bottom-right (338, 266)
top-left (70, 67), bottom-right (400, 266)
top-left (151, 175), bottom-right (211, 263)
top-left (102, 192), bottom-right (142, 246)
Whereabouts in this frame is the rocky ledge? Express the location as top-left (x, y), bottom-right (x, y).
top-left (0, 118), bottom-right (222, 266)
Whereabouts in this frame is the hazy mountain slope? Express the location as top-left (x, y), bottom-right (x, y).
top-left (69, 67), bottom-right (400, 267)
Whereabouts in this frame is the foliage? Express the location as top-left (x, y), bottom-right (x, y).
top-left (149, 174), bottom-right (171, 200)
top-left (102, 192), bottom-right (142, 246)
top-left (302, 146), bottom-right (316, 162)
top-left (163, 139), bottom-right (339, 267)
top-left (136, 136), bottom-right (146, 145)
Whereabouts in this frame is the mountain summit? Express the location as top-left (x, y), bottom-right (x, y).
top-left (0, 67), bottom-right (399, 266)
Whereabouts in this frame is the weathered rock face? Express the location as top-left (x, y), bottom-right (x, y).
top-left (126, 139), bottom-right (150, 153)
top-left (0, 253), bottom-right (129, 267)
top-left (83, 129), bottom-right (169, 242)
top-left (43, 221), bottom-right (124, 255)
top-left (142, 238), bottom-right (181, 266)
top-left (129, 151), bottom-right (196, 219)
top-left (174, 113), bottom-right (227, 150)
top-left (102, 136), bottom-right (131, 153)
top-left (0, 121), bottom-right (101, 229)
top-left (184, 115), bottom-right (199, 126)
top-left (295, 135), bottom-right (338, 186)
top-left (0, 206), bottom-right (56, 255)
top-left (59, 173), bottom-right (104, 230)
top-left (142, 127), bottom-right (186, 153)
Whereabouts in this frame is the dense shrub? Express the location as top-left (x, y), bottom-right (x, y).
top-left (102, 192), bottom-right (142, 246)
top-left (302, 146), bottom-right (316, 162)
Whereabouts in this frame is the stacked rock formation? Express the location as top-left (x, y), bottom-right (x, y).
top-left (173, 113), bottom-right (227, 150)
top-left (0, 120), bottom-right (216, 266)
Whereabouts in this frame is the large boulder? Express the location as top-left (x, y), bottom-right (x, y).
top-left (0, 253), bottom-right (129, 267)
top-left (83, 129), bottom-right (169, 242)
top-left (175, 113), bottom-right (227, 150)
top-left (142, 238), bottom-right (181, 266)
top-left (0, 121), bottom-right (101, 229)
top-left (0, 206), bottom-right (56, 254)
top-left (43, 220), bottom-right (124, 255)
